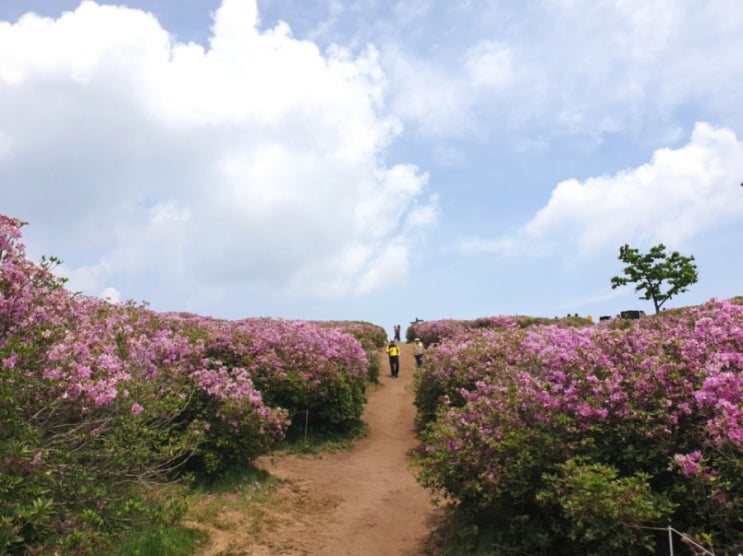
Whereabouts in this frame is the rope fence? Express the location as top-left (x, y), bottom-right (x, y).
top-left (291, 404), bottom-right (737, 555)
top-left (290, 409), bottom-right (322, 441)
top-left (665, 525), bottom-right (715, 556)
top-left (638, 525), bottom-right (736, 556)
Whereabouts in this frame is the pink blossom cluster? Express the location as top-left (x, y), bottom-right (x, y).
top-left (313, 320), bottom-right (387, 352)
top-left (1, 213), bottom-right (379, 551)
top-left (415, 301), bottom-right (743, 548)
top-left (234, 318), bottom-right (369, 381)
top-left (228, 318), bottom-right (370, 423)
top-left (163, 314), bottom-right (371, 420)
top-left (1, 213), bottom-right (372, 470)
top-left (419, 302), bottom-right (743, 449)
top-left (409, 314), bottom-right (576, 347)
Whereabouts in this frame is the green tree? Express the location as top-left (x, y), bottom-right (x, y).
top-left (611, 243), bottom-right (698, 313)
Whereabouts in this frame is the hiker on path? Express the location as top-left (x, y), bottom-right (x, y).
top-left (393, 324), bottom-right (401, 342)
top-left (413, 338), bottom-right (425, 367)
top-left (386, 339), bottom-right (400, 378)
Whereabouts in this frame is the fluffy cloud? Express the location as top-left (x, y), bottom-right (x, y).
top-left (464, 40), bottom-right (514, 90)
top-left (0, 0), bottom-right (436, 303)
top-left (463, 123), bottom-right (743, 257)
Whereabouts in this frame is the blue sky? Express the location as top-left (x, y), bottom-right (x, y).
top-left (2, 0), bottom-right (742, 334)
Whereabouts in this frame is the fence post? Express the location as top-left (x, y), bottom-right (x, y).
top-left (304, 409), bottom-right (309, 441)
top-left (668, 525), bottom-right (674, 556)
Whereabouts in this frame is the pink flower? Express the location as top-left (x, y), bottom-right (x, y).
top-left (2, 353), bottom-right (17, 368)
top-left (131, 403), bottom-right (144, 416)
top-left (674, 451), bottom-right (703, 477)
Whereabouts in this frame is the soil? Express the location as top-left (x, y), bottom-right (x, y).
top-left (193, 342), bottom-right (444, 555)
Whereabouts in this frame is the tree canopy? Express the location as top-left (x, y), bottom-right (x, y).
top-left (610, 243), bottom-right (698, 313)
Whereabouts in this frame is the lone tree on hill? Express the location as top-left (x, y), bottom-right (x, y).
top-left (611, 243), bottom-right (699, 314)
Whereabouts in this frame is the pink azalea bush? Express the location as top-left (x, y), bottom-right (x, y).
top-left (414, 303), bottom-right (743, 554)
top-left (0, 214), bottom-right (372, 553)
top-left (170, 315), bottom-right (371, 428)
top-left (314, 320), bottom-right (387, 352)
top-left (314, 320), bottom-right (387, 381)
top-left (406, 314), bottom-right (587, 347)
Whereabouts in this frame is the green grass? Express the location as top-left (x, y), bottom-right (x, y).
top-left (188, 464), bottom-right (272, 495)
top-left (277, 418), bottom-right (369, 455)
top-left (103, 524), bottom-right (208, 556)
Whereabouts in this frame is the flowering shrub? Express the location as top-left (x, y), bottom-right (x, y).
top-left (181, 316), bottom-right (371, 427)
top-left (314, 320), bottom-right (387, 382)
top-left (412, 326), bottom-right (528, 427)
top-left (406, 314), bottom-right (587, 347)
top-left (406, 318), bottom-right (471, 346)
top-left (0, 214), bottom-right (371, 553)
top-left (315, 320), bottom-right (387, 351)
top-left (415, 301), bottom-right (743, 554)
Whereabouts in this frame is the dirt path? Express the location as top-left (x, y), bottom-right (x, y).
top-left (195, 342), bottom-right (442, 555)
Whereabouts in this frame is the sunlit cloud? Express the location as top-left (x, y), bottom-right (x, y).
top-left (459, 123), bottom-right (743, 257)
top-left (0, 0), bottom-right (437, 304)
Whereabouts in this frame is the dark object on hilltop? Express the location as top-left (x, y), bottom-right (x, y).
top-left (620, 310), bottom-right (645, 320)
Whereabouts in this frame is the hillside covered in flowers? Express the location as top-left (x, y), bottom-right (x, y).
top-left (0, 214), bottom-right (385, 554)
top-left (409, 301), bottom-right (743, 554)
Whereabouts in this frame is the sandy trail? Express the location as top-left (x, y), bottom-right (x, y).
top-left (202, 342), bottom-right (442, 555)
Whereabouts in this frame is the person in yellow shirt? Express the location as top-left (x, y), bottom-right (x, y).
top-left (386, 340), bottom-right (400, 378)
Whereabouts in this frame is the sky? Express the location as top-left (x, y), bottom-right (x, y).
top-left (2, 0), bottom-right (742, 334)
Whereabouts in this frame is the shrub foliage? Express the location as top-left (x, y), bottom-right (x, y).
top-left (0, 214), bottom-right (373, 553)
top-left (414, 305), bottom-right (743, 554)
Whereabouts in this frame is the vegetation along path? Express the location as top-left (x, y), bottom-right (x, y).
top-left (194, 341), bottom-right (443, 555)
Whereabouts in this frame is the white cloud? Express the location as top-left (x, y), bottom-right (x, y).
top-left (60, 258), bottom-right (114, 294)
top-left (392, 0), bottom-right (433, 23)
top-left (382, 38), bottom-right (519, 138)
top-left (383, 46), bottom-right (474, 136)
top-left (381, 1), bottom-right (743, 141)
top-left (0, 0), bottom-right (436, 303)
top-left (100, 287), bottom-right (121, 303)
top-left (461, 123), bottom-right (743, 257)
top-left (404, 195), bottom-right (439, 229)
top-left (354, 237), bottom-right (411, 294)
top-left (464, 40), bottom-right (513, 90)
